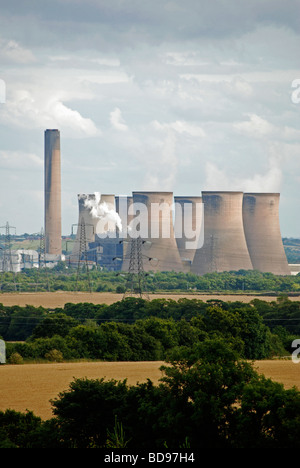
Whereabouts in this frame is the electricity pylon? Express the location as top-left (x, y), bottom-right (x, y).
top-left (38, 227), bottom-right (50, 291)
top-left (75, 218), bottom-right (92, 293)
top-left (123, 236), bottom-right (149, 300)
top-left (0, 222), bottom-right (17, 291)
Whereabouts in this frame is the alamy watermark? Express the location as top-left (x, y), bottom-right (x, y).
top-left (0, 339), bottom-right (6, 364)
top-left (82, 195), bottom-right (205, 250)
top-left (0, 79), bottom-right (6, 104)
top-left (291, 339), bottom-right (300, 363)
top-left (291, 79), bottom-right (300, 104)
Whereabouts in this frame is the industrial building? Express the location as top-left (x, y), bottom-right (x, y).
top-left (242, 193), bottom-right (290, 275)
top-left (191, 191), bottom-right (253, 275)
top-left (121, 191), bottom-right (185, 273)
top-left (41, 129), bottom-right (292, 277)
top-left (71, 189), bottom-right (291, 276)
top-left (2, 129), bottom-right (293, 277)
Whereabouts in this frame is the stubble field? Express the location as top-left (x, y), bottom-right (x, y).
top-left (0, 290), bottom-right (296, 308)
top-left (1, 291), bottom-right (300, 421)
top-left (1, 359), bottom-right (300, 420)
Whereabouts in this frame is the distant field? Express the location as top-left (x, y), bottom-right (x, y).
top-left (0, 360), bottom-right (299, 420)
top-left (0, 291), bottom-right (298, 308)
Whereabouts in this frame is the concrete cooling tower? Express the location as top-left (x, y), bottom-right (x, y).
top-left (174, 196), bottom-right (203, 266)
top-left (116, 195), bottom-right (133, 261)
top-left (122, 191), bottom-right (184, 273)
top-left (44, 129), bottom-right (61, 255)
top-left (72, 193), bottom-right (116, 258)
top-left (242, 193), bottom-right (290, 275)
top-left (191, 191), bottom-right (253, 275)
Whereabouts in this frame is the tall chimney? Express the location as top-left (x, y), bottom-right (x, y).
top-left (44, 129), bottom-right (61, 255)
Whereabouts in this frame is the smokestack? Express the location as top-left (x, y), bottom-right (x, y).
top-left (122, 191), bottom-right (184, 273)
top-left (191, 191), bottom-right (253, 275)
top-left (242, 193), bottom-right (290, 275)
top-left (44, 129), bottom-right (61, 255)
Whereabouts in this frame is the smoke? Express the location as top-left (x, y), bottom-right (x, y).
top-left (84, 192), bottom-right (122, 233)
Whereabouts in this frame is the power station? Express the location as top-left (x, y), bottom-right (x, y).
top-left (41, 129), bottom-right (291, 276)
top-left (71, 189), bottom-right (290, 276)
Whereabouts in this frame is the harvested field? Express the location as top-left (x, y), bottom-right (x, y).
top-left (1, 360), bottom-right (300, 420)
top-left (0, 291), bottom-right (297, 308)
top-left (0, 361), bottom-right (166, 420)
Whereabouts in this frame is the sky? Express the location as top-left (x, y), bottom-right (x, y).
top-left (0, 0), bottom-right (299, 237)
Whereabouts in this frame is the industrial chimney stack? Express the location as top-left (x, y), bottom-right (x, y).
top-left (44, 129), bottom-right (62, 255)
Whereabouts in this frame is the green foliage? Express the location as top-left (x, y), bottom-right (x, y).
top-left (0, 410), bottom-right (42, 448)
top-left (0, 267), bottom-right (300, 294)
top-left (2, 339), bottom-right (300, 447)
top-left (5, 296), bottom-right (300, 362)
top-left (3, 339), bottom-right (294, 448)
top-left (44, 349), bottom-right (64, 362)
top-left (30, 313), bottom-right (80, 339)
top-left (8, 352), bottom-right (23, 364)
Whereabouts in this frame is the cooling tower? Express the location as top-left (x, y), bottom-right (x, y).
top-left (96, 194), bottom-right (117, 236)
top-left (115, 195), bottom-right (133, 237)
top-left (44, 129), bottom-right (61, 255)
top-left (122, 191), bottom-right (184, 273)
top-left (242, 193), bottom-right (290, 275)
top-left (191, 191), bottom-right (253, 275)
top-left (71, 193), bottom-right (117, 258)
top-left (71, 194), bottom-right (98, 260)
top-left (174, 196), bottom-right (203, 265)
top-left (116, 195), bottom-right (133, 261)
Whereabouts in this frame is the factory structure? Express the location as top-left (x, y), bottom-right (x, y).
top-left (43, 129), bottom-right (291, 276)
top-left (1, 129), bottom-right (293, 276)
top-left (70, 189), bottom-right (291, 276)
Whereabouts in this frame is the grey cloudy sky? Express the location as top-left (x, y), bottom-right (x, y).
top-left (0, 0), bottom-right (299, 236)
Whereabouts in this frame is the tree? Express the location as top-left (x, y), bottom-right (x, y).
top-left (31, 313), bottom-right (79, 339)
top-left (51, 378), bottom-right (129, 448)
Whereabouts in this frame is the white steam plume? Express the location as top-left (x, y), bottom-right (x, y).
top-left (84, 192), bottom-right (122, 233)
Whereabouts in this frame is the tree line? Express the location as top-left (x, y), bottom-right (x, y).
top-left (1, 267), bottom-right (300, 293)
top-left (1, 296), bottom-right (299, 363)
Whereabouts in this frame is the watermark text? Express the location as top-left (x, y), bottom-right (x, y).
top-left (0, 79), bottom-right (6, 103)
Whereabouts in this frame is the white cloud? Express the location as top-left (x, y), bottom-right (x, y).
top-left (0, 150), bottom-right (43, 170)
top-left (0, 38), bottom-right (36, 64)
top-left (204, 155), bottom-right (282, 193)
top-left (110, 107), bottom-right (128, 131)
top-left (1, 89), bottom-right (100, 137)
top-left (233, 113), bottom-right (300, 141)
top-left (233, 113), bottom-right (275, 138)
top-left (152, 120), bottom-right (206, 137)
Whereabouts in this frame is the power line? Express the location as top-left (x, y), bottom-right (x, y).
top-left (0, 222), bottom-right (17, 291)
top-left (123, 236), bottom-right (149, 300)
top-left (76, 218), bottom-right (92, 293)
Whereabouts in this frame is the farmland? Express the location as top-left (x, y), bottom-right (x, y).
top-left (1, 359), bottom-right (300, 420)
top-left (1, 291), bottom-right (300, 421)
top-left (0, 290), bottom-right (298, 308)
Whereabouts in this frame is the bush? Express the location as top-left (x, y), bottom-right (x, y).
top-left (8, 352), bottom-right (23, 364)
top-left (44, 349), bottom-right (64, 362)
